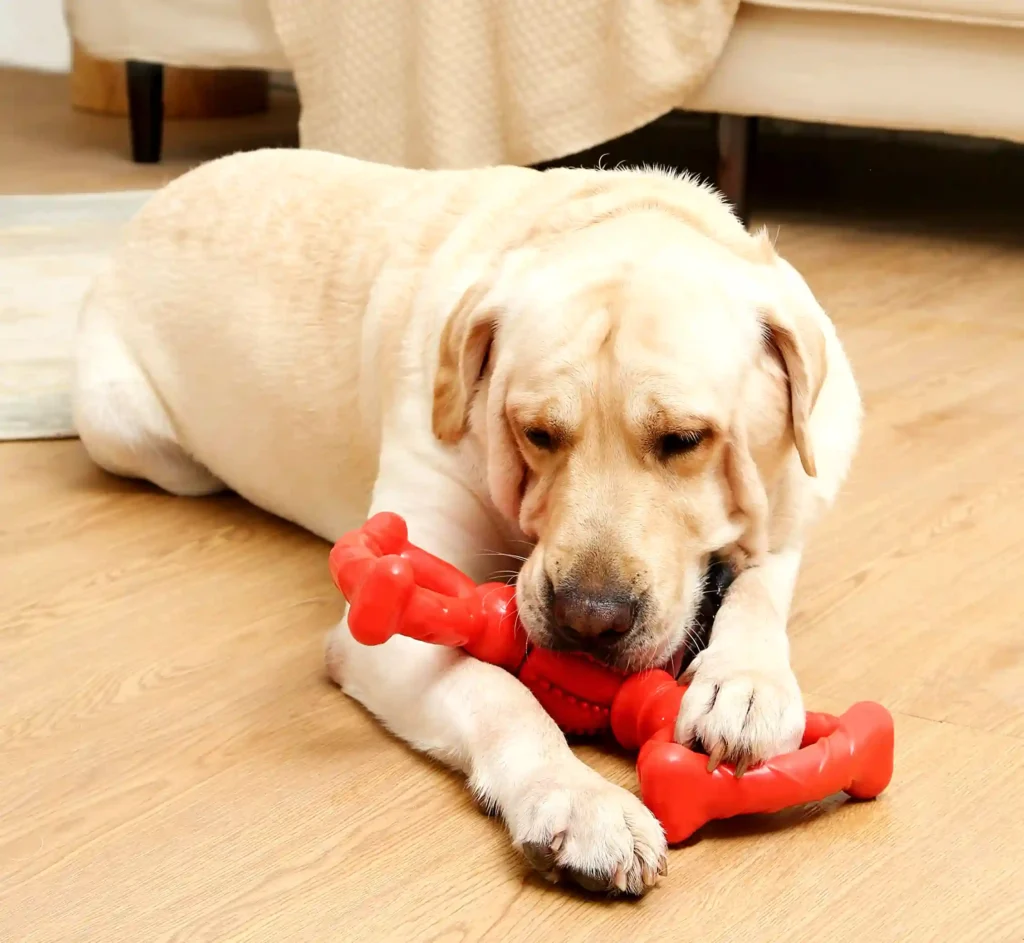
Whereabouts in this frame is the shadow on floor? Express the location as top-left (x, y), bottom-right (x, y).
top-left (540, 112), bottom-right (1024, 246)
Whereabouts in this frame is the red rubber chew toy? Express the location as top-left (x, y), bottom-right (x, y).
top-left (329, 512), bottom-right (895, 843)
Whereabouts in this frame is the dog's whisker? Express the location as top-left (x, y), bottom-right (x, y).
top-left (474, 549), bottom-right (530, 564)
top-left (487, 570), bottom-right (521, 584)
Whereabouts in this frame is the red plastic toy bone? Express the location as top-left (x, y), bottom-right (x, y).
top-left (329, 512), bottom-right (895, 843)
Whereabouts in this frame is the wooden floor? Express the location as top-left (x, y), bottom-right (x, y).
top-left (2, 68), bottom-right (1023, 943)
top-left (0, 68), bottom-right (299, 193)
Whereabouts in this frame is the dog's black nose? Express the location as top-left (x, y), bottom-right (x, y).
top-left (551, 584), bottom-right (636, 640)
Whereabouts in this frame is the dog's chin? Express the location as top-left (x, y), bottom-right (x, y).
top-left (518, 616), bottom-right (690, 674)
top-left (536, 627), bottom-right (631, 670)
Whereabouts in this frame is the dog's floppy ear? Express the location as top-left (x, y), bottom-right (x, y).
top-left (759, 301), bottom-right (827, 478)
top-left (723, 416), bottom-right (770, 565)
top-left (432, 279), bottom-right (499, 444)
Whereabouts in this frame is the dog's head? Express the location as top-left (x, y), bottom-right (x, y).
top-left (432, 210), bottom-right (826, 669)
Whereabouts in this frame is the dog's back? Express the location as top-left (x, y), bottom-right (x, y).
top-left (73, 149), bottom-right (542, 536)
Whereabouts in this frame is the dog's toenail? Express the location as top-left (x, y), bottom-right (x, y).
top-left (707, 743), bottom-right (726, 772)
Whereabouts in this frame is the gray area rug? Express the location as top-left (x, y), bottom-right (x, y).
top-left (0, 190), bottom-right (153, 440)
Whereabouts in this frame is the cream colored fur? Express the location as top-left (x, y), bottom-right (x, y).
top-left (74, 148), bottom-right (861, 896)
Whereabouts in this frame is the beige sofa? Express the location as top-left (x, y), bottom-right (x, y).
top-left (695, 0), bottom-right (1024, 146)
top-left (68, 0), bottom-right (1024, 198)
top-left (694, 0), bottom-right (1024, 214)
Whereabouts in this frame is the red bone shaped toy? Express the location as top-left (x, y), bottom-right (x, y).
top-left (329, 512), bottom-right (895, 843)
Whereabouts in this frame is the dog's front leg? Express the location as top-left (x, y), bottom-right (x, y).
top-left (324, 468), bottom-right (666, 895)
top-left (675, 547), bottom-right (806, 773)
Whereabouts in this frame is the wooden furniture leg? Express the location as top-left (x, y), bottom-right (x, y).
top-left (715, 115), bottom-right (757, 225)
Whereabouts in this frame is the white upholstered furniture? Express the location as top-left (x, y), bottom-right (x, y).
top-left (67, 0), bottom-right (1024, 207)
top-left (694, 0), bottom-right (1024, 147)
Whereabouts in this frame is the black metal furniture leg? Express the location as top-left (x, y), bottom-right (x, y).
top-left (125, 60), bottom-right (164, 164)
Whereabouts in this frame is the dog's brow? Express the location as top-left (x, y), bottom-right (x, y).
top-left (627, 384), bottom-right (724, 432)
top-left (507, 397), bottom-right (562, 428)
top-left (641, 411), bottom-right (716, 436)
top-left (626, 395), bottom-right (718, 442)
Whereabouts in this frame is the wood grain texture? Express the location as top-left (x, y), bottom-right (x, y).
top-left (2, 66), bottom-right (1023, 943)
top-left (777, 225), bottom-right (1024, 741)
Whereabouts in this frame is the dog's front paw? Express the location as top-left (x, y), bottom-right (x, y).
top-left (506, 763), bottom-right (667, 896)
top-left (675, 643), bottom-right (804, 773)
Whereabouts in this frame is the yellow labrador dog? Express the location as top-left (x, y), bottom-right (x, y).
top-left (74, 149), bottom-right (861, 895)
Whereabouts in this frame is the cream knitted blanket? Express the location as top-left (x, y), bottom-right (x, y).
top-left (268, 0), bottom-right (739, 169)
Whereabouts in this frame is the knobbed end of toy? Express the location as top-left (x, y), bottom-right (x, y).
top-left (360, 511), bottom-right (409, 554)
top-left (328, 512), bottom-right (410, 595)
top-left (347, 554), bottom-right (416, 645)
top-left (636, 728), bottom-right (713, 844)
top-left (843, 701), bottom-right (895, 800)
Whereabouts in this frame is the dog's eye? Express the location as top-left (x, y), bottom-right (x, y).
top-left (657, 430), bottom-right (706, 460)
top-left (525, 428), bottom-right (555, 451)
